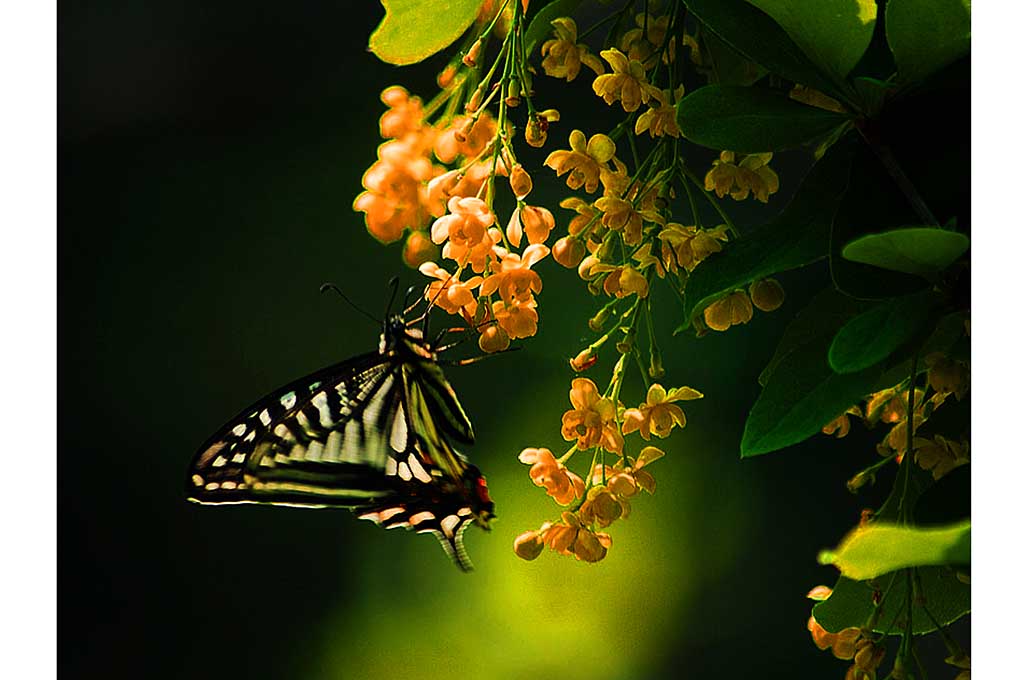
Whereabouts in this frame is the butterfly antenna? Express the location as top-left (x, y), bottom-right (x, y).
top-left (385, 276), bottom-right (401, 318)
top-left (319, 283), bottom-right (381, 324)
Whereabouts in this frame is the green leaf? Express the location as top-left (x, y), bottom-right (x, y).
top-left (759, 287), bottom-right (868, 387)
top-left (875, 311), bottom-right (967, 387)
top-left (677, 85), bottom-right (849, 153)
top-left (701, 25), bottom-right (767, 87)
top-left (746, 0), bottom-right (878, 80)
top-left (886, 0), bottom-right (971, 85)
top-left (813, 565), bottom-right (970, 635)
top-left (828, 290), bottom-right (940, 374)
top-left (818, 520), bottom-right (971, 580)
top-left (683, 0), bottom-right (840, 97)
top-left (369, 0), bottom-right (486, 66)
top-left (741, 339), bottom-right (882, 458)
top-left (677, 139), bottom-right (854, 331)
top-left (843, 228), bottom-right (970, 278)
top-left (523, 0), bottom-right (583, 59)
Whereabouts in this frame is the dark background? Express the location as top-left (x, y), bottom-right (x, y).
top-left (59, 2), bottom-right (969, 678)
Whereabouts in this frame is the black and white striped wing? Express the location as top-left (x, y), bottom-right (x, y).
top-left (186, 353), bottom-right (486, 570)
top-left (188, 352), bottom-right (413, 506)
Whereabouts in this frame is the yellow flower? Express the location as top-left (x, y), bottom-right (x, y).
top-left (597, 264), bottom-right (649, 299)
top-left (925, 352), bottom-right (969, 400)
top-left (705, 151), bottom-right (780, 203)
top-left (704, 290), bottom-right (754, 331)
top-left (545, 130), bottom-right (617, 194)
top-left (525, 109), bottom-right (560, 148)
top-left (593, 194), bottom-right (649, 245)
top-left (635, 86), bottom-right (683, 138)
top-left (619, 13), bottom-right (672, 61)
top-left (622, 384), bottom-right (703, 439)
top-left (540, 17), bottom-right (605, 82)
top-left (592, 48), bottom-right (659, 112)
top-left (659, 223), bottom-right (728, 272)
top-left (914, 435), bottom-right (969, 480)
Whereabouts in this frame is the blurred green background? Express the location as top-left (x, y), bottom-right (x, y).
top-left (60, 2), bottom-right (969, 678)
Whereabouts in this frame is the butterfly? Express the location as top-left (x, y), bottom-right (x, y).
top-left (187, 306), bottom-right (495, 571)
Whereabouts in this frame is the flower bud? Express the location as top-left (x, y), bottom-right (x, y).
top-left (505, 78), bottom-right (521, 107)
top-left (465, 87), bottom-right (484, 114)
top-left (437, 65), bottom-right (457, 89)
top-left (570, 347), bottom-right (598, 372)
top-left (749, 278), bottom-right (785, 312)
top-left (525, 116), bottom-right (547, 148)
top-left (454, 117), bottom-right (475, 143)
top-left (649, 346), bottom-right (665, 378)
top-left (402, 231), bottom-right (439, 269)
top-left (573, 528), bottom-right (610, 563)
top-left (521, 205), bottom-right (554, 244)
top-left (513, 530), bottom-right (545, 560)
top-left (478, 324), bottom-right (511, 353)
top-left (462, 39), bottom-right (483, 67)
top-left (510, 164), bottom-right (532, 199)
top-left (553, 236), bottom-right (585, 268)
top-left (578, 254), bottom-right (601, 280)
top-left (846, 470), bottom-right (874, 493)
top-left (588, 306), bottom-right (613, 332)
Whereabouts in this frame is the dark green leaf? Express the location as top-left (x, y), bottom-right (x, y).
top-left (678, 85), bottom-right (849, 153)
top-left (746, 0), bottom-right (877, 80)
top-left (886, 0), bottom-right (971, 85)
top-left (843, 228), bottom-right (971, 277)
top-left (818, 520), bottom-right (971, 580)
top-left (829, 140), bottom-right (933, 299)
top-left (701, 29), bottom-right (766, 87)
top-left (828, 290), bottom-right (940, 374)
top-left (523, 0), bottom-right (583, 59)
top-left (741, 298), bottom-right (883, 457)
top-left (677, 139), bottom-right (854, 332)
top-left (759, 288), bottom-right (868, 387)
top-left (683, 0), bottom-right (840, 96)
top-left (369, 0), bottom-right (486, 66)
top-left (874, 311), bottom-right (967, 387)
top-left (813, 565), bottom-right (970, 635)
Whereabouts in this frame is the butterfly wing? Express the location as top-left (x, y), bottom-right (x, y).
top-left (187, 350), bottom-right (491, 570)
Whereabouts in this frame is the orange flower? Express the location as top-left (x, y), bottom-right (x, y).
top-left (807, 616), bottom-right (862, 661)
top-left (509, 164), bottom-right (533, 199)
top-left (926, 352), bottom-right (969, 400)
top-left (703, 290), bottom-right (754, 331)
top-left (493, 297), bottom-right (539, 339)
top-left (540, 18), bottom-right (605, 82)
top-left (635, 86), bottom-right (683, 138)
top-left (478, 322), bottom-right (511, 354)
top-left (378, 86), bottom-right (425, 139)
top-left (592, 48), bottom-right (658, 112)
top-left (481, 243), bottom-right (548, 302)
top-left (594, 194), bottom-right (654, 245)
top-left (560, 196), bottom-right (600, 235)
top-left (519, 447), bottom-right (585, 505)
top-left (578, 486), bottom-right (630, 528)
top-left (513, 530), bottom-right (545, 560)
top-left (506, 206), bottom-right (555, 246)
top-left (434, 113), bottom-right (497, 163)
top-left (623, 384), bottom-right (703, 439)
top-left (402, 231), bottom-right (438, 268)
top-left (658, 223), bottom-right (728, 272)
top-left (545, 130), bottom-right (617, 194)
top-left (354, 137), bottom-right (434, 243)
top-left (590, 446), bottom-right (665, 496)
top-left (419, 262), bottom-right (482, 319)
top-left (431, 196), bottom-right (498, 271)
top-left (561, 378), bottom-right (623, 452)
top-left (543, 512), bottom-right (612, 563)
top-left (553, 235), bottom-right (586, 268)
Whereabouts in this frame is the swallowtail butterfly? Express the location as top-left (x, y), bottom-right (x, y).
top-left (187, 310), bottom-right (495, 571)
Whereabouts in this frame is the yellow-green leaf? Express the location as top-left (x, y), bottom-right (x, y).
top-left (369, 0), bottom-right (487, 66)
top-left (746, 0), bottom-right (877, 80)
top-left (818, 520), bottom-right (970, 580)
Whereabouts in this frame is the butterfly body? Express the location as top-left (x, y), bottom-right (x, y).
top-left (188, 313), bottom-right (494, 571)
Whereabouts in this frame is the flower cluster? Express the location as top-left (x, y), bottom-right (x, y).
top-left (514, 377), bottom-right (698, 563)
top-left (806, 586), bottom-right (886, 680)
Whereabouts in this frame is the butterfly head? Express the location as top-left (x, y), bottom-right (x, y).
top-left (380, 314), bottom-right (430, 358)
